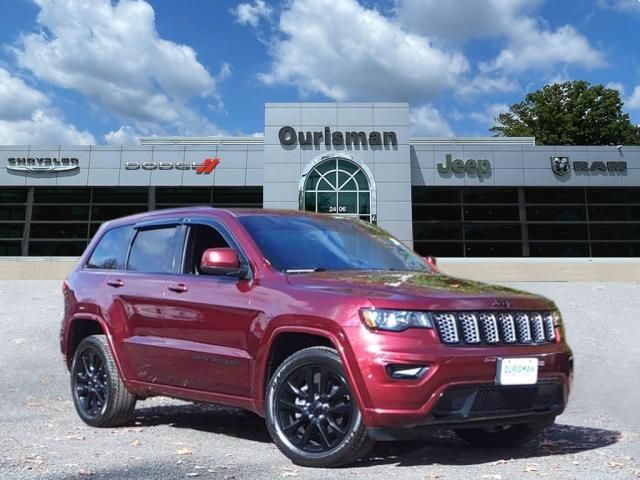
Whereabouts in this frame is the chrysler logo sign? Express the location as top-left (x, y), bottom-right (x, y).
top-left (6, 157), bottom-right (79, 173)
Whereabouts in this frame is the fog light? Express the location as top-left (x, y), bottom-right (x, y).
top-left (386, 364), bottom-right (428, 379)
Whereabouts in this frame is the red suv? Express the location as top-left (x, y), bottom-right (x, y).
top-left (61, 208), bottom-right (573, 467)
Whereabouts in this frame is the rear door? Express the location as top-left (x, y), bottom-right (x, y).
top-left (159, 218), bottom-right (259, 396)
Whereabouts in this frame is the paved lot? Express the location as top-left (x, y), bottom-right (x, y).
top-left (0, 280), bottom-right (639, 479)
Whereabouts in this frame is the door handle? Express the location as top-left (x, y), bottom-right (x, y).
top-left (107, 279), bottom-right (124, 288)
top-left (168, 283), bottom-right (188, 293)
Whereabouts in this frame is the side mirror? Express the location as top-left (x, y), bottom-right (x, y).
top-left (423, 255), bottom-right (439, 273)
top-left (200, 248), bottom-right (245, 277)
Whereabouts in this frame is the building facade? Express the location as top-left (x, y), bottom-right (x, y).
top-left (1, 102), bottom-right (638, 258)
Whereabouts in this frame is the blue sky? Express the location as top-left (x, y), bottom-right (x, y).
top-left (0, 0), bottom-right (639, 144)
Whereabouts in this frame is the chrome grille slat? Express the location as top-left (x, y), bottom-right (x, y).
top-left (478, 313), bottom-right (499, 344)
top-left (433, 311), bottom-right (555, 346)
top-left (543, 313), bottom-right (556, 341)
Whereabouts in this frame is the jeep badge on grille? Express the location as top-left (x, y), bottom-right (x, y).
top-left (491, 299), bottom-right (512, 309)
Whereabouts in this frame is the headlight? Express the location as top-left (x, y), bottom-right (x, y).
top-left (552, 310), bottom-right (563, 326)
top-left (360, 308), bottom-right (433, 332)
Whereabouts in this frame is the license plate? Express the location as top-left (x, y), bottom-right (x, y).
top-left (496, 357), bottom-right (538, 386)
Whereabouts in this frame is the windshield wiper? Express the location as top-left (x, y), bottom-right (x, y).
top-left (284, 267), bottom-right (328, 274)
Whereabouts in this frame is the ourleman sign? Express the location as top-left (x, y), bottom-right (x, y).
top-left (551, 156), bottom-right (627, 176)
top-left (6, 157), bottom-right (79, 173)
top-left (437, 154), bottom-right (492, 177)
top-left (278, 126), bottom-right (398, 147)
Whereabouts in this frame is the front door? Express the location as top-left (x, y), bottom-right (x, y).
top-left (159, 221), bottom-right (257, 397)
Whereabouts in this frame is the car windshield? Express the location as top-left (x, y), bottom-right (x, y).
top-left (239, 214), bottom-right (431, 273)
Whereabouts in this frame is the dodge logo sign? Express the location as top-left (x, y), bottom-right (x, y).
top-left (551, 156), bottom-right (570, 176)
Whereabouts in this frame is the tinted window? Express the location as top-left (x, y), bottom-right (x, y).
top-left (414, 241), bottom-right (464, 257)
top-left (413, 205), bottom-right (462, 221)
top-left (127, 227), bottom-right (177, 273)
top-left (240, 215), bottom-right (430, 272)
top-left (412, 187), bottom-right (461, 203)
top-left (33, 188), bottom-right (90, 203)
top-left (0, 188), bottom-right (27, 203)
top-left (464, 206), bottom-right (520, 221)
top-left (463, 188), bottom-right (518, 203)
top-left (29, 241), bottom-right (87, 256)
top-left (86, 226), bottom-right (134, 270)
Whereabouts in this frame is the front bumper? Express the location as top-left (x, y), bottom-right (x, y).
top-left (344, 327), bottom-right (573, 429)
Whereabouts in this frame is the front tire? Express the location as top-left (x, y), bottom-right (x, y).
top-left (70, 335), bottom-right (136, 427)
top-left (265, 347), bottom-right (373, 467)
top-left (454, 421), bottom-right (550, 448)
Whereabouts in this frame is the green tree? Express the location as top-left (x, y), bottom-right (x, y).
top-left (490, 81), bottom-right (640, 145)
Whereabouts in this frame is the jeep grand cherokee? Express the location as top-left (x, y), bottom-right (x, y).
top-left (60, 208), bottom-right (573, 467)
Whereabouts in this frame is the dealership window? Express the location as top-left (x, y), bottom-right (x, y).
top-left (300, 157), bottom-right (374, 222)
top-left (0, 188), bottom-right (27, 256)
top-left (0, 186), bottom-right (263, 256)
top-left (413, 187), bottom-right (640, 257)
top-left (155, 187), bottom-right (263, 209)
top-left (412, 187), bottom-right (522, 258)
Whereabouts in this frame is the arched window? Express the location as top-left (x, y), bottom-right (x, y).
top-left (300, 157), bottom-right (375, 222)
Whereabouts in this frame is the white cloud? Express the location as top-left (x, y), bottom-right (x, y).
top-left (483, 22), bottom-right (606, 73)
top-left (258, 0), bottom-right (468, 102)
top-left (457, 74), bottom-right (519, 97)
top-left (396, 0), bottom-right (604, 80)
top-left (607, 82), bottom-right (625, 96)
top-left (104, 125), bottom-right (139, 145)
top-left (0, 110), bottom-right (95, 144)
top-left (0, 66), bottom-right (95, 144)
top-left (0, 68), bottom-right (49, 120)
top-left (468, 103), bottom-right (509, 126)
top-left (627, 85), bottom-right (640, 110)
top-left (598, 0), bottom-right (640, 14)
top-left (410, 105), bottom-right (454, 136)
top-left (395, 0), bottom-right (540, 44)
top-left (13, 0), bottom-right (225, 135)
top-left (231, 0), bottom-right (272, 27)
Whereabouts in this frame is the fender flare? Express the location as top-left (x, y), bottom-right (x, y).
top-left (253, 322), bottom-right (371, 416)
top-left (65, 314), bottom-right (129, 385)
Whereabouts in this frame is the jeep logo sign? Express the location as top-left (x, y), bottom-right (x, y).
top-left (437, 154), bottom-right (492, 177)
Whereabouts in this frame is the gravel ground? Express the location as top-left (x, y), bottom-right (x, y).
top-left (0, 280), bottom-right (639, 480)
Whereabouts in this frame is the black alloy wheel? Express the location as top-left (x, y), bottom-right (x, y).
top-left (275, 364), bottom-right (355, 452)
top-left (265, 347), bottom-right (373, 467)
top-left (73, 346), bottom-right (109, 417)
top-left (70, 335), bottom-right (136, 427)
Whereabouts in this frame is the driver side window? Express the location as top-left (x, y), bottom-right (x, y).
top-left (182, 224), bottom-right (230, 275)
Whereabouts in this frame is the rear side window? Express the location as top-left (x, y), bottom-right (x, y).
top-left (127, 227), bottom-right (177, 273)
top-left (86, 225), bottom-right (134, 270)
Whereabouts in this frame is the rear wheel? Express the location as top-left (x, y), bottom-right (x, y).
top-left (265, 347), bottom-right (373, 467)
top-left (454, 421), bottom-right (550, 448)
top-left (70, 335), bottom-right (136, 427)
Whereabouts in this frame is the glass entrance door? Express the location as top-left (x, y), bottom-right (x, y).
top-left (301, 157), bottom-right (374, 222)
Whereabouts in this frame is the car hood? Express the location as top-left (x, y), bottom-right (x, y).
top-left (285, 271), bottom-right (556, 311)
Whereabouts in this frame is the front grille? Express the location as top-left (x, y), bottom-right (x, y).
top-left (432, 311), bottom-right (556, 346)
